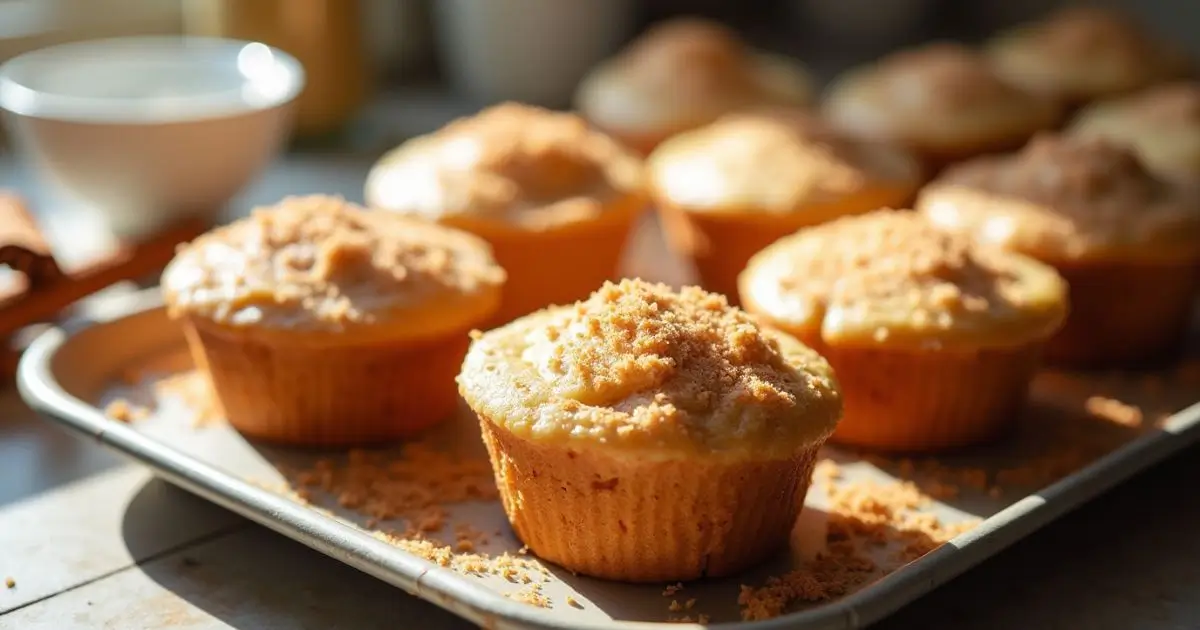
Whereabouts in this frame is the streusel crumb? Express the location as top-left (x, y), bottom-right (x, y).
top-left (742, 209), bottom-right (1067, 348)
top-left (459, 279), bottom-right (842, 459)
top-left (739, 460), bottom-right (979, 620)
top-left (648, 112), bottom-right (922, 213)
top-left (162, 195), bottom-right (505, 330)
top-left (366, 104), bottom-right (643, 230)
top-left (924, 135), bottom-right (1200, 260)
top-left (875, 43), bottom-right (1027, 110)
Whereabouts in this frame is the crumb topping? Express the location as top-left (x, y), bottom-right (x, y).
top-left (740, 209), bottom-right (1067, 349)
top-left (574, 17), bottom-right (812, 134)
top-left (620, 18), bottom-right (760, 100)
top-left (1034, 8), bottom-right (1165, 61)
top-left (921, 134), bottom-right (1200, 261)
top-left (162, 195), bottom-right (505, 334)
top-left (365, 103), bottom-right (644, 230)
top-left (648, 112), bottom-right (920, 213)
top-left (874, 43), bottom-right (1028, 111)
top-left (823, 43), bottom-right (1058, 150)
top-left (459, 279), bottom-right (842, 460)
top-left (1068, 82), bottom-right (1200, 179)
top-left (987, 7), bottom-right (1191, 100)
top-left (1117, 82), bottom-right (1200, 122)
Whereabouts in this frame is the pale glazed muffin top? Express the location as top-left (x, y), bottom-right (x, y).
top-left (163, 195), bottom-right (506, 341)
top-left (917, 134), bottom-right (1200, 263)
top-left (822, 42), bottom-right (1060, 152)
top-left (574, 17), bottom-right (813, 137)
top-left (646, 111), bottom-right (921, 214)
top-left (458, 278), bottom-right (842, 462)
top-left (986, 7), bottom-right (1191, 104)
top-left (739, 209), bottom-right (1067, 350)
top-left (1068, 82), bottom-right (1200, 179)
top-left (364, 103), bottom-right (645, 231)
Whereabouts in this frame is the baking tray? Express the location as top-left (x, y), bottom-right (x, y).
top-left (18, 270), bottom-right (1200, 628)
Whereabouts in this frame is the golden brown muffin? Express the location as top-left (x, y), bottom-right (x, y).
top-left (162, 195), bottom-right (505, 446)
top-left (739, 209), bottom-right (1067, 453)
top-left (365, 103), bottom-right (646, 325)
top-left (459, 279), bottom-right (842, 582)
top-left (574, 17), bottom-right (814, 155)
top-left (647, 110), bottom-right (922, 300)
top-left (986, 7), bottom-right (1192, 109)
top-left (822, 42), bottom-right (1061, 169)
top-left (1067, 81), bottom-right (1200, 180)
top-left (917, 134), bottom-right (1200, 367)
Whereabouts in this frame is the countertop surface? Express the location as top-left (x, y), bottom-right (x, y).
top-left (2, 156), bottom-right (1200, 630)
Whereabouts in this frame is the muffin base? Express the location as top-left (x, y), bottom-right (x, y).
top-left (182, 319), bottom-right (470, 446)
top-left (804, 337), bottom-right (1043, 454)
top-left (465, 212), bottom-right (639, 326)
top-left (478, 417), bottom-right (823, 583)
top-left (658, 195), bottom-right (914, 303)
top-left (1045, 259), bottom-right (1200, 368)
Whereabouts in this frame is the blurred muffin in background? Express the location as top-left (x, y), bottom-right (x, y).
top-left (985, 6), bottom-right (1192, 109)
top-left (648, 109), bottom-right (921, 299)
top-left (574, 17), bottom-right (814, 155)
top-left (823, 42), bottom-right (1060, 171)
top-left (917, 134), bottom-right (1200, 367)
top-left (738, 209), bottom-right (1067, 453)
top-left (365, 103), bottom-right (646, 325)
top-left (161, 195), bottom-right (505, 446)
top-left (1067, 81), bottom-right (1200, 181)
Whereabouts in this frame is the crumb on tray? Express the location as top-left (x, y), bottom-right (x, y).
top-left (738, 459), bottom-right (980, 621)
top-left (1085, 396), bottom-right (1144, 428)
top-left (103, 399), bottom-right (150, 423)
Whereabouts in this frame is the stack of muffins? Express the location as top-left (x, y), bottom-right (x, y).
top-left (160, 7), bottom-right (1200, 586)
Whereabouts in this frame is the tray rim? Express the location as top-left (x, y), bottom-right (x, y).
top-left (17, 287), bottom-right (1200, 630)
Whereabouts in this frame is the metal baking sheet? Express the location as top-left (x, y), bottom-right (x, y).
top-left (18, 287), bottom-right (1200, 629)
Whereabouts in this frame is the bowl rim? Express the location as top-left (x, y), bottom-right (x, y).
top-left (0, 35), bottom-right (307, 123)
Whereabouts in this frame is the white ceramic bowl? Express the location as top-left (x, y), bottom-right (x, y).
top-left (0, 36), bottom-right (305, 239)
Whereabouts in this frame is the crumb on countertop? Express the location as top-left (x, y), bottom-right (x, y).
top-left (4, 577), bottom-right (14, 589)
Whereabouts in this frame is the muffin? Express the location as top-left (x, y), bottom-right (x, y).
top-left (365, 103), bottom-right (645, 325)
top-left (985, 7), bottom-right (1192, 109)
top-left (822, 42), bottom-right (1061, 169)
top-left (161, 195), bottom-right (505, 446)
top-left (574, 17), bottom-right (814, 155)
top-left (1067, 82), bottom-right (1200, 180)
top-left (739, 210), bottom-right (1067, 453)
top-left (917, 135), bottom-right (1200, 367)
top-left (647, 110), bottom-right (922, 300)
top-left (459, 279), bottom-right (842, 582)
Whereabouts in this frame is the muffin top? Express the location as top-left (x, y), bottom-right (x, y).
top-left (986, 7), bottom-right (1191, 104)
top-left (646, 111), bottom-right (921, 214)
top-left (739, 210), bottom-right (1067, 350)
top-left (162, 195), bottom-right (505, 340)
top-left (822, 42), bottom-right (1059, 152)
top-left (574, 17), bottom-right (813, 136)
top-left (458, 279), bottom-right (842, 462)
top-left (917, 134), bottom-right (1200, 263)
top-left (364, 103), bottom-right (645, 231)
top-left (1068, 82), bottom-right (1200, 179)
